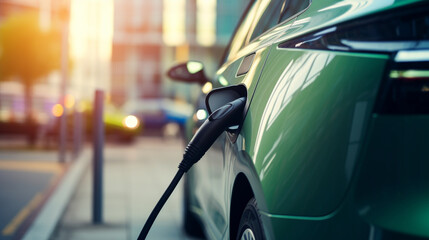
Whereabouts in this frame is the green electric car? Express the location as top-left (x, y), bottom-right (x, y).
top-left (168, 0), bottom-right (429, 239)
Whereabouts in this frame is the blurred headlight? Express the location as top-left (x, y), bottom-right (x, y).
top-left (202, 82), bottom-right (213, 94)
top-left (123, 115), bottom-right (139, 129)
top-left (196, 109), bottom-right (208, 121)
top-left (52, 104), bottom-right (64, 117)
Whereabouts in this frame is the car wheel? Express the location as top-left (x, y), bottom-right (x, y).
top-left (236, 198), bottom-right (265, 240)
top-left (183, 174), bottom-right (205, 237)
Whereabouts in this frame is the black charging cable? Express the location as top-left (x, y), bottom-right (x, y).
top-left (137, 97), bottom-right (246, 240)
top-left (137, 169), bottom-right (184, 239)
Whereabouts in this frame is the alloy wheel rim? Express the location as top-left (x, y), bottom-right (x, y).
top-left (240, 228), bottom-right (256, 240)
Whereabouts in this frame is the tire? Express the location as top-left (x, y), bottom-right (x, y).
top-left (236, 198), bottom-right (265, 240)
top-left (183, 174), bottom-right (205, 238)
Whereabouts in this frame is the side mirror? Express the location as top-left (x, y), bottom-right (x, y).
top-left (167, 61), bottom-right (208, 85)
top-left (205, 84), bottom-right (247, 115)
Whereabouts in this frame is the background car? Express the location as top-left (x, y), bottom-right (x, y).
top-left (41, 103), bottom-right (142, 145)
top-left (122, 98), bottom-right (193, 136)
top-left (168, 0), bottom-right (429, 239)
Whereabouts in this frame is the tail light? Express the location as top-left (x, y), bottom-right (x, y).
top-left (277, 1), bottom-right (429, 114)
top-left (375, 50), bottom-right (429, 114)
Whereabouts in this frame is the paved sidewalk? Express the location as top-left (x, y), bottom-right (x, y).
top-left (50, 137), bottom-right (201, 240)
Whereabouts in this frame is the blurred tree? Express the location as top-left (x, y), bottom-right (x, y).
top-left (0, 11), bottom-right (61, 145)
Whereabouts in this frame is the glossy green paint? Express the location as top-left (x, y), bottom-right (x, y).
top-left (261, 188), bottom-right (371, 239)
top-left (215, 46), bottom-right (271, 100)
top-left (241, 46), bottom-right (389, 216)
top-left (355, 115), bottom-right (429, 238)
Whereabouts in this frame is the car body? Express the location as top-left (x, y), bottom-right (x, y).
top-left (169, 0), bottom-right (429, 239)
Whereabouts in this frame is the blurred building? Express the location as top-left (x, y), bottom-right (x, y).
top-left (111, 0), bottom-right (163, 106)
top-left (110, 0), bottom-right (247, 108)
top-left (0, 0), bottom-right (36, 19)
top-left (68, 0), bottom-right (114, 101)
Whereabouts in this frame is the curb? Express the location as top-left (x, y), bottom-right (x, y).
top-left (22, 151), bottom-right (90, 240)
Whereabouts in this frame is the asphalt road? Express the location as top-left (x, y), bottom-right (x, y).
top-left (0, 148), bottom-right (66, 240)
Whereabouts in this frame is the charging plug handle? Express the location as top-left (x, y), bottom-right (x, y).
top-left (179, 97), bottom-right (246, 172)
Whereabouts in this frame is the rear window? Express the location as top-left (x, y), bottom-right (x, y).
top-left (248, 0), bottom-right (285, 41)
top-left (221, 1), bottom-right (257, 63)
top-left (280, 0), bottom-right (310, 23)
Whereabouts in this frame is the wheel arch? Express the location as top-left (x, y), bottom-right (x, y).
top-left (230, 172), bottom-right (254, 240)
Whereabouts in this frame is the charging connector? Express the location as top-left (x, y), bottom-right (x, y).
top-left (137, 97), bottom-right (246, 240)
top-left (179, 97), bottom-right (245, 172)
